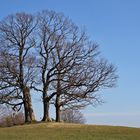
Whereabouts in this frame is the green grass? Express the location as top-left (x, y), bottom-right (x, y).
top-left (0, 123), bottom-right (140, 140)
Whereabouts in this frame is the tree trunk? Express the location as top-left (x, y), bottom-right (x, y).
top-left (23, 100), bottom-right (30, 123)
top-left (23, 86), bottom-right (35, 123)
top-left (55, 98), bottom-right (61, 122)
top-left (42, 97), bottom-right (50, 122)
top-left (55, 73), bottom-right (61, 122)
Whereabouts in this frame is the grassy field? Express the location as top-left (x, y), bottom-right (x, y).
top-left (0, 123), bottom-right (140, 140)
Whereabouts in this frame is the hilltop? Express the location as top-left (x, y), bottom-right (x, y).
top-left (0, 123), bottom-right (140, 140)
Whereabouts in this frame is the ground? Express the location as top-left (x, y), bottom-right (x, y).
top-left (0, 123), bottom-right (140, 140)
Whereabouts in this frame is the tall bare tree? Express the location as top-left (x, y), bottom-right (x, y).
top-left (0, 13), bottom-right (37, 123)
top-left (35, 10), bottom-right (117, 122)
top-left (50, 44), bottom-right (117, 122)
top-left (35, 10), bottom-right (91, 121)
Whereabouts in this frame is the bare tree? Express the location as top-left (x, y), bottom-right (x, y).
top-left (35, 10), bottom-right (117, 122)
top-left (50, 45), bottom-right (117, 122)
top-left (35, 10), bottom-right (93, 121)
top-left (0, 13), bottom-right (37, 123)
top-left (0, 105), bottom-right (24, 127)
top-left (61, 109), bottom-right (85, 124)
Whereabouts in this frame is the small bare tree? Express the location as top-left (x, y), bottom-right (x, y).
top-left (61, 109), bottom-right (85, 124)
top-left (0, 105), bottom-right (24, 127)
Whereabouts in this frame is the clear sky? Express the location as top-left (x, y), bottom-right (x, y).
top-left (0, 0), bottom-right (140, 127)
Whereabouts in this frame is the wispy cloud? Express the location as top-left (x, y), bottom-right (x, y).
top-left (84, 111), bottom-right (140, 117)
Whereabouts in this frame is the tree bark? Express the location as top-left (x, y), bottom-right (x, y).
top-left (55, 73), bottom-right (61, 122)
top-left (55, 96), bottom-right (61, 122)
top-left (23, 86), bottom-right (35, 123)
top-left (23, 101), bottom-right (30, 123)
top-left (42, 97), bottom-right (50, 122)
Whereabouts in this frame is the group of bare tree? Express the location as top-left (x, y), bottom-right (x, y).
top-left (0, 10), bottom-right (118, 124)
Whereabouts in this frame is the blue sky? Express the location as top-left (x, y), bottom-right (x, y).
top-left (0, 0), bottom-right (140, 127)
